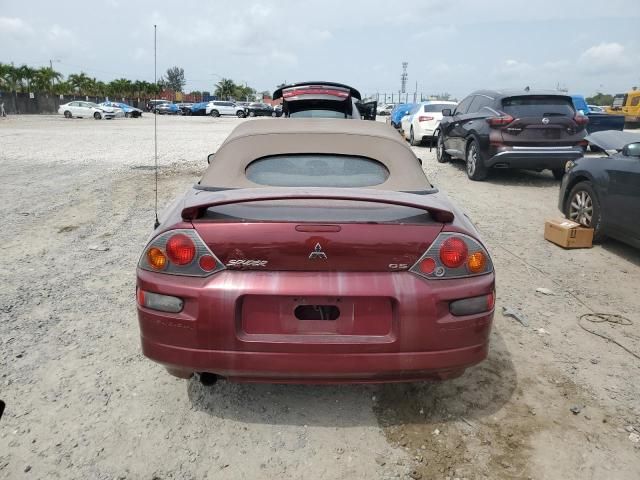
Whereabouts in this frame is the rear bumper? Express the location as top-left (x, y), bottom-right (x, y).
top-left (487, 146), bottom-right (583, 170)
top-left (137, 269), bottom-right (495, 383)
top-left (142, 338), bottom-right (488, 383)
top-left (416, 123), bottom-right (438, 140)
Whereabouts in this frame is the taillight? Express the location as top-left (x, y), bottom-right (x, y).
top-left (410, 233), bottom-right (493, 279)
top-left (418, 116), bottom-right (434, 122)
top-left (138, 229), bottom-right (224, 276)
top-left (449, 292), bottom-right (495, 316)
top-left (439, 237), bottom-right (468, 268)
top-left (166, 234), bottom-right (196, 265)
top-left (282, 87), bottom-right (350, 99)
top-left (486, 114), bottom-right (514, 127)
top-left (574, 114), bottom-right (589, 126)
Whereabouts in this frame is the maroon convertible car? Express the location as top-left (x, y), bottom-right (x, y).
top-left (136, 119), bottom-right (495, 384)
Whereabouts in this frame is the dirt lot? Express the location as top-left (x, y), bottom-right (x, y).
top-left (1, 114), bottom-right (639, 480)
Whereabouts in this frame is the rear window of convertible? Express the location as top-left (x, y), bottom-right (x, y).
top-left (246, 154), bottom-right (390, 187)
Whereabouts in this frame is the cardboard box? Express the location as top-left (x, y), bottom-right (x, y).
top-left (544, 219), bottom-right (593, 248)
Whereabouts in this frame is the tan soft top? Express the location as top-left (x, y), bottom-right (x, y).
top-left (200, 118), bottom-right (431, 191)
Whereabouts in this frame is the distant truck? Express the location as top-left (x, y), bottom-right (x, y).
top-left (571, 94), bottom-right (625, 133)
top-left (605, 88), bottom-right (640, 126)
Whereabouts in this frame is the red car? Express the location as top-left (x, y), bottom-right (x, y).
top-left (136, 119), bottom-right (495, 384)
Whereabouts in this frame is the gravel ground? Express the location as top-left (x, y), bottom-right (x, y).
top-left (0, 114), bottom-right (639, 479)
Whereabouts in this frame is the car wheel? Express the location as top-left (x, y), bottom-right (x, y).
top-left (94, 112), bottom-right (102, 120)
top-left (125, 112), bottom-right (130, 118)
top-left (436, 131), bottom-right (451, 163)
top-left (271, 111), bottom-right (277, 117)
top-left (236, 110), bottom-right (245, 118)
top-left (409, 127), bottom-right (421, 146)
top-left (64, 111), bottom-right (72, 118)
top-left (210, 110), bottom-right (220, 117)
top-left (249, 111), bottom-right (256, 117)
top-left (466, 139), bottom-right (488, 181)
top-left (565, 181), bottom-right (604, 241)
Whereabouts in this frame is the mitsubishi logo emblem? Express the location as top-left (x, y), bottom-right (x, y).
top-left (542, 117), bottom-right (550, 125)
top-left (309, 243), bottom-right (328, 260)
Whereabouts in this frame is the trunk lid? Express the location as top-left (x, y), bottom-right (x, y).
top-left (192, 199), bottom-right (444, 271)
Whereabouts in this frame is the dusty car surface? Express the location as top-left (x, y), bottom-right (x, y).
top-left (136, 119), bottom-right (495, 384)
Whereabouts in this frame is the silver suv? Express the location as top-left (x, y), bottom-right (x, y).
top-left (205, 101), bottom-right (246, 118)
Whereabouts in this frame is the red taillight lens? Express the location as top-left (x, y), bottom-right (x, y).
top-left (418, 116), bottom-right (434, 122)
top-left (419, 257), bottom-right (436, 274)
top-left (487, 290), bottom-right (496, 310)
top-left (574, 114), bottom-right (589, 126)
top-left (282, 88), bottom-right (349, 99)
top-left (486, 114), bottom-right (514, 127)
top-left (439, 237), bottom-right (468, 268)
top-left (166, 234), bottom-right (196, 265)
top-left (198, 254), bottom-right (217, 271)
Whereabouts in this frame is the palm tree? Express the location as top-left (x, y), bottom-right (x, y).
top-left (68, 72), bottom-right (93, 95)
top-left (16, 64), bottom-right (37, 92)
top-left (33, 67), bottom-right (63, 93)
top-left (214, 78), bottom-right (236, 100)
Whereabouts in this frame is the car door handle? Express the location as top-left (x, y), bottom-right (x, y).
top-left (454, 123), bottom-right (460, 127)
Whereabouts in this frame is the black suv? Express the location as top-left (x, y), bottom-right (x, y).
top-left (437, 89), bottom-right (588, 180)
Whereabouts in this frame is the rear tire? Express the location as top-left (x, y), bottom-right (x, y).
top-left (466, 139), bottom-right (488, 181)
top-left (64, 111), bottom-right (72, 118)
top-left (551, 168), bottom-right (565, 180)
top-left (271, 111), bottom-right (276, 117)
top-left (249, 111), bottom-right (256, 117)
top-left (93, 112), bottom-right (101, 120)
top-left (209, 110), bottom-right (220, 117)
top-left (565, 181), bottom-right (604, 242)
top-left (436, 131), bottom-right (451, 163)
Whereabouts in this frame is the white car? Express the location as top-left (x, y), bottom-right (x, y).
top-left (58, 101), bottom-right (117, 120)
top-left (588, 104), bottom-right (605, 113)
top-left (377, 103), bottom-right (395, 115)
top-left (400, 100), bottom-right (457, 146)
top-left (205, 100), bottom-right (246, 117)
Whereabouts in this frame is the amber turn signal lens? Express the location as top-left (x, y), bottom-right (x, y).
top-left (147, 247), bottom-right (167, 270)
top-left (467, 251), bottom-right (487, 273)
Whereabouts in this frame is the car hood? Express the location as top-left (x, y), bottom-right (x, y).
top-left (586, 130), bottom-right (640, 152)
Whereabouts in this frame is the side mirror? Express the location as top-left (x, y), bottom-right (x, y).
top-left (207, 153), bottom-right (215, 164)
top-left (442, 108), bottom-right (452, 117)
top-left (622, 142), bottom-right (640, 157)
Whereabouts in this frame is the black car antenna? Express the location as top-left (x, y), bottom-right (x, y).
top-left (153, 24), bottom-right (160, 229)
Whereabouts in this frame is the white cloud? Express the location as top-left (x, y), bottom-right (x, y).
top-left (48, 24), bottom-right (74, 41)
top-left (578, 42), bottom-right (634, 73)
top-left (413, 25), bottom-right (457, 40)
top-left (0, 16), bottom-right (34, 35)
top-left (495, 59), bottom-right (534, 78)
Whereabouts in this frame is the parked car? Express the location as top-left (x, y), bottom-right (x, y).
top-left (175, 103), bottom-right (193, 115)
top-left (273, 81), bottom-right (377, 120)
top-left (245, 102), bottom-right (276, 117)
top-left (437, 89), bottom-right (588, 181)
top-left (273, 104), bottom-right (283, 117)
top-left (377, 103), bottom-right (395, 115)
top-left (571, 95), bottom-right (625, 134)
top-left (206, 100), bottom-right (246, 118)
top-left (58, 101), bottom-right (117, 120)
top-left (100, 101), bottom-right (143, 118)
top-left (588, 105), bottom-right (605, 113)
top-left (154, 103), bottom-right (180, 115)
top-left (188, 102), bottom-right (208, 116)
top-left (401, 100), bottom-right (458, 146)
top-left (605, 88), bottom-right (640, 125)
top-left (146, 99), bottom-right (168, 112)
top-left (135, 119), bottom-right (495, 383)
top-left (388, 103), bottom-right (415, 129)
top-left (559, 130), bottom-right (640, 247)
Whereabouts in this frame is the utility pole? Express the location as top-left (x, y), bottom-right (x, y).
top-left (401, 62), bottom-right (408, 94)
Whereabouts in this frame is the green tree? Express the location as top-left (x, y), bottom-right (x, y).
top-left (68, 72), bottom-right (93, 95)
top-left (585, 92), bottom-right (614, 107)
top-left (165, 66), bottom-right (185, 92)
top-left (32, 67), bottom-right (63, 93)
top-left (214, 78), bottom-right (237, 99)
top-left (16, 64), bottom-right (37, 92)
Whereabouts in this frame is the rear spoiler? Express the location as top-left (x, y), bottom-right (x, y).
top-left (182, 188), bottom-right (454, 223)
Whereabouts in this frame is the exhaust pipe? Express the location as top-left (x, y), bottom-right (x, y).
top-left (199, 372), bottom-right (218, 386)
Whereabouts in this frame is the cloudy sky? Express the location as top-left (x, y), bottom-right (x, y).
top-left (1, 0), bottom-right (639, 99)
